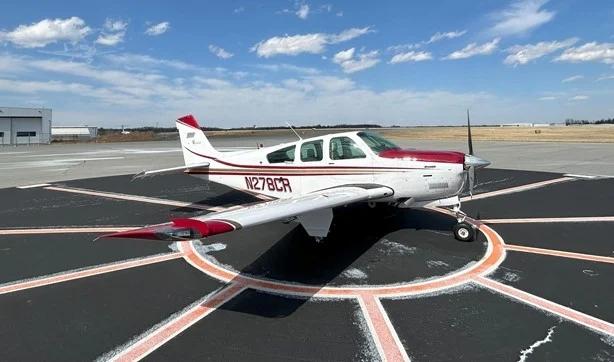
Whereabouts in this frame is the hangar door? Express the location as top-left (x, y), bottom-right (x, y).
top-left (0, 117), bottom-right (9, 145)
top-left (6, 117), bottom-right (43, 145)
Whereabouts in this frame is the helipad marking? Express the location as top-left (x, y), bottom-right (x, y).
top-left (564, 174), bottom-right (613, 179)
top-left (110, 283), bottom-right (246, 362)
top-left (461, 177), bottom-right (573, 202)
top-left (358, 294), bottom-right (410, 362)
top-left (44, 185), bottom-right (227, 212)
top-left (474, 276), bottom-right (614, 336)
top-left (483, 216), bottom-right (614, 224)
top-left (179, 216), bottom-right (507, 299)
top-left (505, 244), bottom-right (614, 264)
top-left (0, 226), bottom-right (138, 235)
top-left (0, 252), bottom-right (182, 295)
top-left (16, 183), bottom-right (51, 189)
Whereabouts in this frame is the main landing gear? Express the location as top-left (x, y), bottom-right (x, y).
top-left (452, 204), bottom-right (475, 242)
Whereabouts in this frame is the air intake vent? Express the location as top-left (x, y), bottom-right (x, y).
top-left (428, 182), bottom-right (449, 190)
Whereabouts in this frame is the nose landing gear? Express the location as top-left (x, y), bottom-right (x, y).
top-left (452, 204), bottom-right (475, 242)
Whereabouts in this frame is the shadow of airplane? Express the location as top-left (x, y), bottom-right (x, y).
top-left (204, 204), bottom-right (473, 318)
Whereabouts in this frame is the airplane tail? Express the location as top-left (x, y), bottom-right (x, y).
top-left (176, 114), bottom-right (221, 166)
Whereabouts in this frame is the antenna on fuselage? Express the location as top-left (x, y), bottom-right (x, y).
top-left (286, 122), bottom-right (303, 140)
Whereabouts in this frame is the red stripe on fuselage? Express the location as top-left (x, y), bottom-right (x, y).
top-left (184, 147), bottom-right (424, 171)
top-left (379, 149), bottom-right (465, 164)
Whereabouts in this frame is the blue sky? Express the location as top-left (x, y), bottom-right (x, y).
top-left (0, 0), bottom-right (613, 127)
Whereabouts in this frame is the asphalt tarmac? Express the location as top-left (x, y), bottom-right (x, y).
top-left (0, 169), bottom-right (612, 361)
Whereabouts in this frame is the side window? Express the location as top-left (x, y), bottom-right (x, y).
top-left (267, 145), bottom-right (295, 163)
top-left (16, 131), bottom-right (36, 137)
top-left (300, 139), bottom-right (323, 162)
top-left (329, 137), bottom-right (366, 160)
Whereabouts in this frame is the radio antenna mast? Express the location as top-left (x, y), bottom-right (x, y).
top-left (286, 122), bottom-right (302, 140)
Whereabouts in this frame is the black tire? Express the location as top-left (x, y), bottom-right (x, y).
top-left (453, 222), bottom-right (475, 242)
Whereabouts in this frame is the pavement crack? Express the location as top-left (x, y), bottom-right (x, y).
top-left (517, 326), bottom-right (556, 362)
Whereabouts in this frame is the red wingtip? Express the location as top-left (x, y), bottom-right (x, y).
top-left (172, 218), bottom-right (235, 237)
top-left (100, 226), bottom-right (169, 240)
top-left (177, 114), bottom-right (201, 129)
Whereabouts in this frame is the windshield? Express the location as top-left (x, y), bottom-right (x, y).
top-left (357, 132), bottom-right (400, 153)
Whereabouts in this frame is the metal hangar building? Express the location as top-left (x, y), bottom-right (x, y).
top-left (0, 107), bottom-right (52, 145)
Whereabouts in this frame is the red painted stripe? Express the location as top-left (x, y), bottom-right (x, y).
top-left (475, 276), bottom-right (614, 336)
top-left (358, 294), bottom-right (410, 361)
top-left (111, 283), bottom-right (246, 361)
top-left (184, 147), bottom-right (423, 171)
top-left (0, 253), bottom-right (182, 295)
top-left (461, 177), bottom-right (573, 202)
top-left (188, 171), bottom-right (376, 176)
top-left (379, 149), bottom-right (465, 164)
top-left (0, 227), bottom-right (137, 235)
top-left (506, 244), bottom-right (614, 264)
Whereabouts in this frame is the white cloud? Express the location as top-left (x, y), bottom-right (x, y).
top-left (333, 48), bottom-right (380, 73)
top-left (254, 63), bottom-right (320, 75)
top-left (427, 30), bottom-right (467, 44)
top-left (444, 38), bottom-right (500, 60)
top-left (233, 7), bottom-right (245, 14)
top-left (252, 27), bottom-right (371, 57)
top-left (0, 17), bottom-right (90, 48)
top-left (489, 0), bottom-right (555, 37)
top-left (504, 38), bottom-right (578, 65)
top-left (96, 19), bottom-right (128, 46)
top-left (390, 51), bottom-right (432, 64)
top-left (5, 52), bottom-right (611, 127)
top-left (105, 53), bottom-right (199, 71)
top-left (336, 11), bottom-right (343, 17)
top-left (569, 95), bottom-right (589, 101)
top-left (296, 4), bottom-right (310, 19)
top-left (104, 19), bottom-right (127, 32)
top-left (333, 48), bottom-right (355, 63)
top-left (145, 22), bottom-right (170, 36)
top-left (555, 42), bottom-right (614, 64)
top-left (328, 27), bottom-right (373, 43)
top-left (208, 45), bottom-right (234, 59)
top-left (96, 32), bottom-right (125, 46)
top-left (561, 75), bottom-right (583, 83)
top-left (538, 96), bottom-right (557, 100)
top-left (597, 74), bottom-right (614, 81)
top-left (389, 30), bottom-right (466, 54)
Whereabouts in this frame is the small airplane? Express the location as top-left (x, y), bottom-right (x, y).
top-left (104, 112), bottom-right (490, 243)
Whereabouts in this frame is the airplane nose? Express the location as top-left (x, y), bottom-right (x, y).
top-left (464, 154), bottom-right (491, 169)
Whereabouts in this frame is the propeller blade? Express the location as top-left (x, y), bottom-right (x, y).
top-left (468, 165), bottom-right (475, 196)
top-left (467, 109), bottom-right (474, 155)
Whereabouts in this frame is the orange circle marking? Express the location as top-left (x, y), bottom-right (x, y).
top-left (179, 212), bottom-right (507, 299)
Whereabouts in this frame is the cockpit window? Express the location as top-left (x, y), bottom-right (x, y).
top-left (300, 139), bottom-right (324, 162)
top-left (267, 145), bottom-right (295, 163)
top-left (330, 137), bottom-right (366, 160)
top-left (357, 132), bottom-right (399, 153)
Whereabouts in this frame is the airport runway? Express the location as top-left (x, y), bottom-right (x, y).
top-left (1, 137), bottom-right (614, 188)
top-left (0, 168), bottom-right (612, 361)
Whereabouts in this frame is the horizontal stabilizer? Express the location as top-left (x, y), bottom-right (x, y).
top-left (132, 162), bottom-right (209, 180)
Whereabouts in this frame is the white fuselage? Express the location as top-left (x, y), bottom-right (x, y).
top-left (183, 131), bottom-right (467, 203)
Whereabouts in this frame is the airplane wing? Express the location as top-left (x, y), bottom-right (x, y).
top-left (102, 185), bottom-right (393, 241)
top-left (132, 162), bottom-right (210, 180)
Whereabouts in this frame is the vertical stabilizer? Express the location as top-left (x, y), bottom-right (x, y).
top-left (176, 114), bottom-right (220, 166)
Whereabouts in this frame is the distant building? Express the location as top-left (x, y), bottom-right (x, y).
top-left (500, 123), bottom-right (555, 127)
top-left (0, 107), bottom-right (52, 145)
top-left (51, 126), bottom-right (98, 142)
